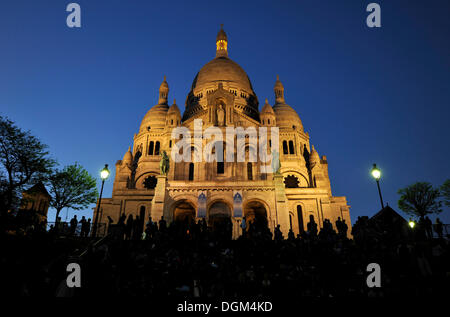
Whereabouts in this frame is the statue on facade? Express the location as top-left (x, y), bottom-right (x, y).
top-left (217, 104), bottom-right (225, 126)
top-left (271, 150), bottom-right (281, 174)
top-left (160, 150), bottom-right (170, 175)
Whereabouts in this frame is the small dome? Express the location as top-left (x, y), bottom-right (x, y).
top-left (139, 103), bottom-right (169, 132)
top-left (122, 146), bottom-right (133, 164)
top-left (261, 99), bottom-right (275, 115)
top-left (309, 145), bottom-right (321, 166)
top-left (168, 99), bottom-right (181, 115)
top-left (273, 103), bottom-right (303, 130)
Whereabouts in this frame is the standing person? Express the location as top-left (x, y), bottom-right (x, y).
top-left (341, 219), bottom-right (348, 238)
top-left (69, 215), bottom-right (78, 236)
top-left (79, 216), bottom-right (87, 237)
top-left (435, 218), bottom-right (444, 239)
top-left (133, 215), bottom-right (141, 240)
top-left (424, 216), bottom-right (433, 239)
top-left (307, 215), bottom-right (318, 237)
top-left (125, 214), bottom-right (134, 240)
top-left (86, 218), bottom-right (91, 237)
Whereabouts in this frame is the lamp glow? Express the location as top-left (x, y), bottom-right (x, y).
top-left (409, 221), bottom-right (415, 229)
top-left (371, 164), bottom-right (381, 180)
top-left (100, 164), bottom-right (110, 180)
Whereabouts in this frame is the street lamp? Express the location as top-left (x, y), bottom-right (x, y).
top-left (371, 163), bottom-right (384, 209)
top-left (92, 164), bottom-right (110, 238)
top-left (408, 220), bottom-right (416, 229)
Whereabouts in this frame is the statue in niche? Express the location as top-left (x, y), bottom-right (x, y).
top-left (216, 104), bottom-right (225, 126)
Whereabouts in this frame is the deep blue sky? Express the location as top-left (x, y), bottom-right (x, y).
top-left (1, 0), bottom-right (449, 224)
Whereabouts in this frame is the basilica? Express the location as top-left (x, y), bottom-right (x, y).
top-left (95, 26), bottom-right (351, 238)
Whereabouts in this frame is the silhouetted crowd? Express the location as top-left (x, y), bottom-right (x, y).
top-left (1, 214), bottom-right (449, 297)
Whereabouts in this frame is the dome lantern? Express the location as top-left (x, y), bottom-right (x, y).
top-left (274, 75), bottom-right (285, 105)
top-left (216, 24), bottom-right (228, 58)
top-left (158, 75), bottom-right (169, 105)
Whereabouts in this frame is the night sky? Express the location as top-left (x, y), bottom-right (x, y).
top-left (1, 0), bottom-right (449, 224)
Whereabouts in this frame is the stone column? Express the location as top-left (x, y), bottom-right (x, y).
top-left (151, 175), bottom-right (167, 222)
top-left (273, 174), bottom-right (290, 237)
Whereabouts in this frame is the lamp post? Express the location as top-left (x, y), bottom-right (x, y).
top-left (371, 163), bottom-right (384, 209)
top-left (92, 164), bottom-right (110, 238)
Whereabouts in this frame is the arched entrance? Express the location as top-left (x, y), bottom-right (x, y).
top-left (244, 200), bottom-right (268, 232)
top-left (173, 200), bottom-right (196, 225)
top-left (208, 201), bottom-right (232, 238)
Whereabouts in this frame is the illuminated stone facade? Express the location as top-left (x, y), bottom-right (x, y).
top-left (95, 27), bottom-right (351, 238)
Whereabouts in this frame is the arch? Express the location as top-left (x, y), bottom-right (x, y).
top-left (244, 200), bottom-right (268, 229)
top-left (281, 169), bottom-right (309, 187)
top-left (208, 200), bottom-right (232, 234)
top-left (135, 171), bottom-right (159, 188)
top-left (172, 200), bottom-right (196, 224)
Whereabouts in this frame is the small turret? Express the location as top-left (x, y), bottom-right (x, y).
top-left (122, 146), bottom-right (133, 166)
top-left (158, 76), bottom-right (169, 105)
top-left (274, 75), bottom-right (285, 105)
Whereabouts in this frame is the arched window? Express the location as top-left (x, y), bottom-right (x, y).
top-left (289, 214), bottom-right (293, 230)
top-left (283, 141), bottom-right (288, 154)
top-left (169, 140), bottom-right (172, 148)
top-left (268, 119), bottom-right (270, 125)
top-left (289, 140), bottom-right (295, 154)
top-left (188, 163), bottom-right (194, 181)
top-left (247, 162), bottom-right (253, 180)
top-left (297, 205), bottom-right (304, 233)
top-left (154, 141), bottom-right (160, 155)
top-left (284, 175), bottom-right (300, 188)
top-left (143, 176), bottom-right (157, 189)
top-left (148, 141), bottom-right (154, 155)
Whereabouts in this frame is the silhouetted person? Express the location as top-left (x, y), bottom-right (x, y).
top-left (424, 216), bottom-right (433, 239)
top-left (274, 225), bottom-right (283, 240)
top-left (288, 229), bottom-right (295, 240)
top-left (69, 215), bottom-right (78, 236)
top-left (125, 214), bottom-right (134, 240)
top-left (341, 219), bottom-right (348, 238)
top-left (79, 216), bottom-right (87, 237)
top-left (435, 218), bottom-right (443, 239)
top-left (307, 215), bottom-right (318, 237)
top-left (85, 218), bottom-right (91, 237)
top-left (159, 216), bottom-right (167, 232)
top-left (132, 215), bottom-right (141, 240)
top-left (336, 217), bottom-right (343, 235)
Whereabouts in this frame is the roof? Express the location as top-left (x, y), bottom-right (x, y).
top-left (24, 182), bottom-right (51, 198)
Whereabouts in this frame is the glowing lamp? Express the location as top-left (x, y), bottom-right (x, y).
top-left (371, 164), bottom-right (381, 180)
top-left (100, 164), bottom-right (110, 180)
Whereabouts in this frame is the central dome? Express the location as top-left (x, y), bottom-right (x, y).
top-left (191, 56), bottom-right (254, 93)
top-left (183, 26), bottom-right (259, 122)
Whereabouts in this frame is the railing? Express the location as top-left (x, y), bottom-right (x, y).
top-left (432, 224), bottom-right (450, 239)
top-left (46, 222), bottom-right (108, 237)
